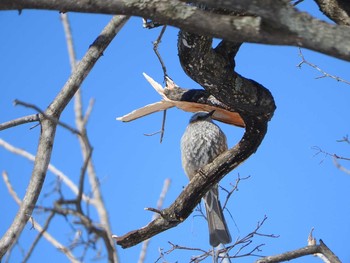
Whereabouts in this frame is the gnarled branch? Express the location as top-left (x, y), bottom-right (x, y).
top-left (115, 23), bottom-right (275, 248)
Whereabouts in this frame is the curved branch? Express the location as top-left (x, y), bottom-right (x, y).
top-left (177, 31), bottom-right (275, 118)
top-left (1, 0), bottom-right (350, 61)
top-left (115, 21), bottom-right (274, 248)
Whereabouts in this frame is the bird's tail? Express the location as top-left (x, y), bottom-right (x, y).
top-left (203, 187), bottom-right (232, 247)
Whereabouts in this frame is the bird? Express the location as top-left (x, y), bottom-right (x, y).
top-left (180, 111), bottom-right (232, 247)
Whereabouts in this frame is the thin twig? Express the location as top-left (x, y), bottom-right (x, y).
top-left (222, 175), bottom-right (250, 210)
top-left (76, 148), bottom-right (93, 213)
top-left (23, 212), bottom-right (55, 263)
top-left (0, 138), bottom-right (92, 203)
top-left (13, 99), bottom-right (82, 136)
top-left (0, 16), bottom-right (129, 259)
top-left (153, 25), bottom-right (168, 143)
top-left (138, 178), bottom-right (171, 263)
top-left (159, 109), bottom-right (167, 143)
top-left (61, 13), bottom-right (121, 263)
top-left (336, 135), bottom-right (350, 144)
top-left (2, 171), bottom-right (79, 263)
top-left (82, 98), bottom-right (95, 127)
top-left (297, 48), bottom-right (350, 85)
top-left (153, 25), bottom-right (168, 78)
top-left (60, 13), bottom-right (77, 72)
top-left (312, 146), bottom-right (350, 161)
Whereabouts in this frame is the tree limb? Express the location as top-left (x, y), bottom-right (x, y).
top-left (0, 15), bottom-right (129, 260)
top-left (0, 114), bottom-right (39, 131)
top-left (61, 13), bottom-right (119, 262)
top-left (114, 21), bottom-right (275, 248)
top-left (1, 0), bottom-right (350, 61)
top-left (255, 239), bottom-right (341, 263)
top-left (314, 0), bottom-right (350, 25)
top-left (2, 171), bottom-right (80, 262)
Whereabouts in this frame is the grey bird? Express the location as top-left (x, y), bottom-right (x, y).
top-left (181, 111), bottom-right (232, 247)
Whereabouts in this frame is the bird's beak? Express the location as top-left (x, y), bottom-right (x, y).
top-left (208, 110), bottom-right (215, 117)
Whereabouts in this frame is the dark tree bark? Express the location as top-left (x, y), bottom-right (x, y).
top-left (115, 17), bottom-right (276, 247)
top-left (315, 0), bottom-right (350, 25)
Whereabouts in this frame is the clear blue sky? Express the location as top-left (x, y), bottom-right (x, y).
top-left (1, 2), bottom-right (350, 262)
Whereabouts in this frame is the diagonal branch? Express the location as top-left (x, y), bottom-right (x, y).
top-left (0, 15), bottom-right (129, 260)
top-left (2, 171), bottom-right (80, 263)
top-left (0, 138), bottom-right (92, 203)
top-left (114, 116), bottom-right (267, 248)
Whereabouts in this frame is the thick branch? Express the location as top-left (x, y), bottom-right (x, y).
top-left (314, 0), bottom-right (350, 25)
top-left (115, 116), bottom-right (267, 248)
top-left (115, 25), bottom-right (274, 247)
top-left (1, 0), bottom-right (350, 61)
top-left (177, 31), bottom-right (275, 118)
top-left (47, 15), bottom-right (129, 117)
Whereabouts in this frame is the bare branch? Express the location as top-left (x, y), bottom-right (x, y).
top-left (255, 239), bottom-right (341, 263)
top-left (23, 212), bottom-right (55, 263)
top-left (154, 216), bottom-right (275, 262)
top-left (61, 13), bottom-right (123, 263)
top-left (115, 15), bottom-right (275, 248)
top-left (1, 0), bottom-right (350, 61)
top-left (297, 48), bottom-right (350, 85)
top-left (1, 171), bottom-right (80, 263)
top-left (312, 146), bottom-right (350, 162)
top-left (153, 25), bottom-right (168, 78)
top-left (82, 98), bottom-right (95, 127)
top-left (60, 13), bottom-right (77, 71)
top-left (0, 15), bottom-right (129, 259)
top-left (0, 138), bottom-right (92, 203)
top-left (138, 178), bottom-right (171, 263)
top-left (222, 174), bottom-right (250, 210)
top-left (13, 99), bottom-right (83, 135)
top-left (76, 148), bottom-right (93, 213)
top-left (0, 114), bottom-right (39, 131)
top-left (0, 115), bottom-right (58, 258)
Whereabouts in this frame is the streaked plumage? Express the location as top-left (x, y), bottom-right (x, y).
top-left (181, 111), bottom-right (231, 247)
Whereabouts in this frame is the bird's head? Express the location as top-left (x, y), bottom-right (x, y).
top-left (189, 110), bottom-right (215, 124)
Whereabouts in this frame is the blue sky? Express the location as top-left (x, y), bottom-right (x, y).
top-left (1, 2), bottom-right (350, 262)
